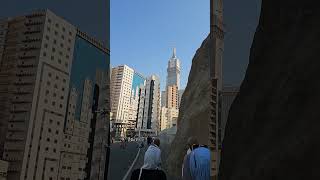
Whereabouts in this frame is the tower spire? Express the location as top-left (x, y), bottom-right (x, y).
top-left (172, 47), bottom-right (177, 58)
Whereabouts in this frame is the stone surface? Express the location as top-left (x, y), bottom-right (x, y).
top-left (219, 1), bottom-right (320, 180)
top-left (163, 35), bottom-right (211, 180)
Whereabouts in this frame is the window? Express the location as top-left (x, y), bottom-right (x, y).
top-left (60, 43), bottom-right (64, 48)
top-left (53, 93), bottom-right (57, 97)
top-left (56, 130), bottom-right (59, 135)
top-left (69, 31), bottom-right (72, 36)
top-left (49, 119), bottom-right (53, 123)
top-left (48, 19), bottom-right (51, 23)
top-left (55, 76), bottom-right (59, 80)
top-left (62, 27), bottom-right (66, 32)
top-left (46, 90), bottom-right (49, 95)
top-left (54, 31), bottom-right (58, 35)
top-left (53, 39), bottom-right (57, 44)
top-left (58, 59), bottom-right (62, 64)
top-left (44, 44), bottom-right (48, 48)
top-left (46, 35), bottom-right (49, 40)
top-left (50, 167), bottom-right (54, 172)
top-left (47, 81), bottom-right (50, 86)
top-left (45, 147), bottom-right (49, 151)
top-left (52, 101), bottom-right (56, 106)
top-left (47, 27), bottom-right (50, 31)
top-left (43, 52), bottom-right (46, 57)
top-left (48, 128), bottom-right (51, 133)
top-left (61, 35), bottom-right (65, 40)
top-left (53, 149), bottom-right (56, 153)
top-left (44, 99), bottom-right (48, 104)
top-left (55, 23), bottom-right (59, 28)
top-left (65, 62), bottom-right (68, 68)
top-left (51, 56), bottom-right (54, 60)
top-left (47, 138), bottom-right (50, 142)
top-left (52, 47), bottom-right (55, 52)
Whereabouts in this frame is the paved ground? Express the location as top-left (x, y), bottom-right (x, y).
top-left (108, 141), bottom-right (142, 180)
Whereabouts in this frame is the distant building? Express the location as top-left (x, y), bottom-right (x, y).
top-left (161, 91), bottom-right (167, 107)
top-left (166, 85), bottom-right (179, 109)
top-left (167, 48), bottom-right (181, 89)
top-left (178, 89), bottom-right (185, 107)
top-left (160, 48), bottom-right (182, 131)
top-left (160, 107), bottom-right (168, 131)
top-left (127, 73), bottom-right (145, 135)
top-left (110, 65), bottom-right (134, 137)
top-left (110, 65), bottom-right (146, 137)
top-left (137, 75), bottom-right (161, 136)
top-left (0, 160), bottom-right (8, 180)
top-left (0, 9), bottom-right (110, 180)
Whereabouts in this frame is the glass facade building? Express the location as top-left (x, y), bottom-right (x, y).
top-left (70, 36), bottom-right (109, 119)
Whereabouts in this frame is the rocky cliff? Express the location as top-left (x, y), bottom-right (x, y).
top-left (164, 35), bottom-right (211, 179)
top-left (219, 1), bottom-right (320, 180)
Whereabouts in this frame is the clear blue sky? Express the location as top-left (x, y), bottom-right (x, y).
top-left (111, 0), bottom-right (210, 90)
top-left (111, 0), bottom-right (261, 89)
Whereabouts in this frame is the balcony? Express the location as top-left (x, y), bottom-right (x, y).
top-left (18, 55), bottom-right (36, 60)
top-left (24, 22), bottom-right (43, 26)
top-left (13, 82), bottom-right (34, 86)
top-left (4, 142), bottom-right (25, 151)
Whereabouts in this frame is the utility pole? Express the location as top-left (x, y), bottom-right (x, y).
top-left (209, 0), bottom-right (224, 179)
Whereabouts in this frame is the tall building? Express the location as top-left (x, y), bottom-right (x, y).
top-left (161, 91), bottom-right (167, 107)
top-left (178, 89), bottom-right (185, 107)
top-left (166, 48), bottom-right (181, 89)
top-left (127, 72), bottom-right (145, 135)
top-left (110, 65), bottom-right (134, 137)
top-left (137, 75), bottom-right (161, 135)
top-left (166, 85), bottom-right (178, 109)
top-left (160, 107), bottom-right (168, 131)
top-left (0, 10), bottom-right (110, 180)
top-left (160, 48), bottom-right (181, 131)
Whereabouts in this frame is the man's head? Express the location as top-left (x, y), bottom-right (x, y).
top-left (153, 138), bottom-right (160, 147)
top-left (187, 137), bottom-right (199, 149)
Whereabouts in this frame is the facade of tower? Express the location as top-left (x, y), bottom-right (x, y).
top-left (166, 48), bottom-right (181, 90)
top-left (136, 75), bottom-right (161, 135)
top-left (0, 10), bottom-right (110, 180)
top-left (110, 65), bottom-right (134, 137)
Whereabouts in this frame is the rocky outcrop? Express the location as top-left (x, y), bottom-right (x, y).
top-left (164, 35), bottom-right (211, 179)
top-left (219, 1), bottom-right (320, 180)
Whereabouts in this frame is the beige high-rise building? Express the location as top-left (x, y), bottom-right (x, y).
top-left (160, 107), bottom-right (168, 131)
top-left (0, 9), bottom-right (110, 180)
top-left (166, 85), bottom-right (178, 109)
top-left (110, 65), bottom-right (134, 137)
